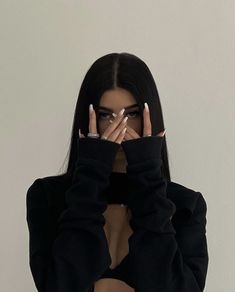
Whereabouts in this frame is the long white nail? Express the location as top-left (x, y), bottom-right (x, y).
top-left (144, 102), bottom-right (149, 112)
top-left (89, 104), bottom-right (93, 112)
top-left (122, 127), bottom-right (127, 134)
top-left (79, 128), bottom-right (84, 137)
top-left (119, 108), bottom-right (125, 116)
top-left (162, 129), bottom-right (166, 136)
top-left (122, 116), bottom-right (128, 123)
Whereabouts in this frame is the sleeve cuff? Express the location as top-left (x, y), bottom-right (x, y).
top-left (121, 136), bottom-right (164, 164)
top-left (77, 137), bottom-right (120, 167)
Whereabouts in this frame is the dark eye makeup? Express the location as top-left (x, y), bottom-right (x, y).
top-left (97, 110), bottom-right (140, 120)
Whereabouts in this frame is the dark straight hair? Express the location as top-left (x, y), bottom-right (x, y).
top-left (57, 52), bottom-right (171, 182)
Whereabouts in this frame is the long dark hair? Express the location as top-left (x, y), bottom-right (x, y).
top-left (57, 52), bottom-right (171, 183)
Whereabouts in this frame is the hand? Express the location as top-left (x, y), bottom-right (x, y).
top-left (79, 104), bottom-right (128, 144)
top-left (123, 102), bottom-right (166, 141)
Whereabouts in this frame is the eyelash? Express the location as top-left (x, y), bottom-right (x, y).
top-left (98, 110), bottom-right (140, 120)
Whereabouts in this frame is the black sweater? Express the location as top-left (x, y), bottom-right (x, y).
top-left (26, 136), bottom-right (209, 292)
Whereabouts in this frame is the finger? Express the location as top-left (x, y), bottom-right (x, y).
top-left (123, 130), bottom-right (133, 141)
top-left (157, 129), bottom-right (166, 137)
top-left (115, 127), bottom-right (127, 144)
top-left (125, 124), bottom-right (140, 139)
top-left (143, 102), bottom-right (152, 137)
top-left (113, 120), bottom-right (139, 139)
top-left (109, 116), bottom-right (128, 141)
top-left (79, 128), bottom-right (85, 138)
top-left (89, 104), bottom-right (98, 134)
top-left (102, 108), bottom-right (125, 139)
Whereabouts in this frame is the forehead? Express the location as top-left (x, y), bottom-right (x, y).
top-left (98, 88), bottom-right (139, 111)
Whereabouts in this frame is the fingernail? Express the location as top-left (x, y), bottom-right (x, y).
top-left (122, 127), bottom-right (127, 134)
top-left (119, 108), bottom-right (125, 116)
top-left (109, 120), bottom-right (113, 123)
top-left (144, 102), bottom-right (149, 112)
top-left (112, 113), bottom-right (117, 117)
top-left (162, 129), bottom-right (166, 136)
top-left (122, 116), bottom-right (128, 123)
top-left (89, 104), bottom-right (93, 112)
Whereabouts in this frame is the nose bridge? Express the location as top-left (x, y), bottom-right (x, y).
top-left (112, 107), bottom-right (126, 117)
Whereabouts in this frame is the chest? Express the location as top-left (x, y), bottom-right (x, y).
top-left (94, 204), bottom-right (135, 292)
top-left (94, 278), bottom-right (135, 292)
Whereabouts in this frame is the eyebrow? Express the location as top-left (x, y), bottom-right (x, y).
top-left (97, 103), bottom-right (139, 112)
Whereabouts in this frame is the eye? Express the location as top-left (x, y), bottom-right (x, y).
top-left (126, 110), bottom-right (140, 119)
top-left (97, 112), bottom-right (112, 120)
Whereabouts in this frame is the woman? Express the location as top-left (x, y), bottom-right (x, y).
top-left (26, 52), bottom-right (209, 292)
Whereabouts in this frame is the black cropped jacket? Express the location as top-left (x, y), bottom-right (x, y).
top-left (26, 135), bottom-right (209, 292)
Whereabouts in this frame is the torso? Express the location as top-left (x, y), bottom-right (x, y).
top-left (94, 204), bottom-right (135, 292)
top-left (94, 278), bottom-right (134, 292)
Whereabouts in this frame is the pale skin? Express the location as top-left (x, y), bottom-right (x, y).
top-left (79, 87), bottom-right (165, 292)
top-left (79, 87), bottom-right (165, 172)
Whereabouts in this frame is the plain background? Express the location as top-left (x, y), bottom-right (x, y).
top-left (0, 1), bottom-right (234, 291)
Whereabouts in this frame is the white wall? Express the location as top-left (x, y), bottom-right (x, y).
top-left (0, 1), bottom-right (234, 291)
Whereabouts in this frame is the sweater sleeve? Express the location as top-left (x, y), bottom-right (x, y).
top-left (26, 137), bottom-right (120, 292)
top-left (121, 136), bottom-right (209, 292)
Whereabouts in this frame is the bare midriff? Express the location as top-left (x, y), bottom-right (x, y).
top-left (94, 204), bottom-right (135, 292)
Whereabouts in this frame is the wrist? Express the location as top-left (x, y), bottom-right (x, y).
top-left (121, 136), bottom-right (164, 164)
top-left (77, 137), bottom-right (120, 167)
